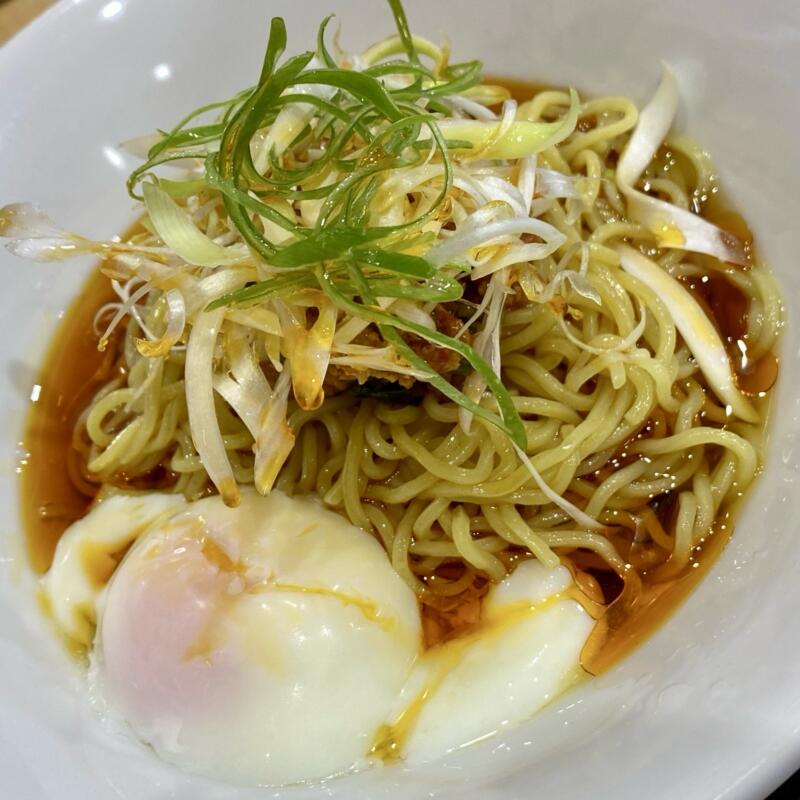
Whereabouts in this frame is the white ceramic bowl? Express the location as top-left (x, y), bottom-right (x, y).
top-left (1, 1), bottom-right (798, 798)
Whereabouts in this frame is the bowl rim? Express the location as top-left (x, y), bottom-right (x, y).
top-left (1, 1), bottom-right (799, 798)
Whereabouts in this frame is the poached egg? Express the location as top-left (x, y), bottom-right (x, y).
top-left (43, 490), bottom-right (595, 785)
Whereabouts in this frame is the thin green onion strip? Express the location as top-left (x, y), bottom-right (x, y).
top-left (316, 266), bottom-right (527, 449)
top-left (123, 0), bottom-right (580, 460)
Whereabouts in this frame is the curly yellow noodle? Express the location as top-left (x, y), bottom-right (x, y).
top-left (65, 81), bottom-right (780, 616)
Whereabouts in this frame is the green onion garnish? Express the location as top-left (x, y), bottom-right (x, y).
top-left (125, 0), bottom-right (561, 449)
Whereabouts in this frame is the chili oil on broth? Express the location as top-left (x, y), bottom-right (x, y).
top-left (20, 78), bottom-right (779, 674)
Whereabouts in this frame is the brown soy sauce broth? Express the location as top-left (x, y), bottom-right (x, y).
top-left (21, 268), bottom-right (117, 573)
top-left (681, 269), bottom-right (779, 398)
top-left (20, 79), bottom-right (778, 672)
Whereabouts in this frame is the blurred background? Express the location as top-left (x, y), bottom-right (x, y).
top-left (0, 0), bottom-right (51, 43)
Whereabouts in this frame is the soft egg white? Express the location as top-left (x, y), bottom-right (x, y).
top-left (43, 490), bottom-right (595, 786)
top-left (42, 492), bottom-right (186, 647)
top-left (88, 490), bottom-right (421, 785)
top-left (374, 560), bottom-right (594, 764)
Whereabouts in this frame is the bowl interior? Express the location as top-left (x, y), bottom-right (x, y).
top-left (1, 1), bottom-right (798, 798)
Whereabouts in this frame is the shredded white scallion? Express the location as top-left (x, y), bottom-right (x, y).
top-left (186, 308), bottom-right (241, 506)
